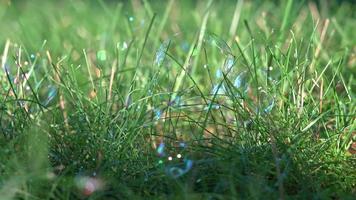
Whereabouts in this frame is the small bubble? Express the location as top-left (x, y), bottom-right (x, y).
top-left (154, 39), bottom-right (170, 67)
top-left (30, 54), bottom-right (36, 60)
top-left (168, 156), bottom-right (173, 161)
top-left (264, 99), bottom-right (275, 113)
top-left (204, 102), bottom-right (221, 111)
top-left (44, 86), bottom-right (58, 106)
top-left (179, 142), bottom-right (186, 148)
top-left (234, 74), bottom-right (243, 88)
top-left (129, 16), bottom-right (134, 22)
top-left (205, 33), bottom-right (232, 55)
top-left (203, 64), bottom-right (208, 69)
top-left (158, 160), bottom-right (164, 165)
top-left (157, 142), bottom-right (165, 156)
top-left (165, 159), bottom-right (193, 179)
top-left (212, 84), bottom-right (225, 95)
top-left (181, 41), bottom-right (190, 52)
top-left (177, 154), bottom-right (182, 158)
top-left (224, 55), bottom-right (235, 71)
top-left (154, 108), bottom-right (162, 120)
top-left (215, 69), bottom-right (222, 78)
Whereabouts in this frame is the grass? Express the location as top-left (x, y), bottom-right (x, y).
top-left (0, 0), bottom-right (355, 199)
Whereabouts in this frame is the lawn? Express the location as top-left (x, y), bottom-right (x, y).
top-left (0, 0), bottom-right (355, 199)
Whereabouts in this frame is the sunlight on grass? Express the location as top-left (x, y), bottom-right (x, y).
top-left (0, 0), bottom-right (355, 199)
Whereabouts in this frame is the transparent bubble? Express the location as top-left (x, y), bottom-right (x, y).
top-left (263, 99), bottom-right (275, 113)
top-left (155, 140), bottom-right (193, 179)
top-left (43, 85), bottom-right (58, 106)
top-left (165, 159), bottom-right (193, 179)
top-left (204, 33), bottom-right (232, 55)
top-left (154, 108), bottom-right (162, 120)
top-left (154, 39), bottom-right (170, 67)
top-left (30, 54), bottom-right (36, 60)
top-left (204, 102), bottom-right (221, 111)
top-left (215, 69), bottom-right (223, 78)
top-left (223, 55), bottom-right (235, 72)
top-left (157, 142), bottom-right (165, 157)
top-left (233, 71), bottom-right (249, 97)
top-left (211, 84), bottom-right (226, 95)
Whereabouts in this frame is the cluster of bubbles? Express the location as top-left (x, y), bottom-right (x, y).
top-left (156, 141), bottom-right (193, 179)
top-left (152, 33), bottom-right (278, 126)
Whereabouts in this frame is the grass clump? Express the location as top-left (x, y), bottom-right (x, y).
top-left (0, 0), bottom-right (355, 199)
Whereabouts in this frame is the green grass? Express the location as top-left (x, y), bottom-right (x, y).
top-left (0, 0), bottom-right (355, 199)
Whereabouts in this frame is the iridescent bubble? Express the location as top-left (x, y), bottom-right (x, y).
top-left (224, 55), bottom-right (235, 71)
top-left (154, 108), bottom-right (162, 120)
top-left (44, 86), bottom-right (58, 106)
top-left (3, 63), bottom-right (11, 74)
top-left (264, 99), bottom-right (275, 113)
top-left (179, 142), bottom-right (186, 148)
top-left (205, 33), bottom-right (232, 55)
top-left (234, 74), bottom-right (243, 88)
top-left (204, 102), bottom-right (221, 111)
top-left (154, 39), bottom-right (170, 67)
top-left (215, 69), bottom-right (223, 78)
top-left (180, 41), bottom-right (190, 52)
top-left (211, 84), bottom-right (225, 95)
top-left (166, 159), bottom-right (193, 179)
top-left (30, 54), bottom-right (36, 61)
top-left (125, 94), bottom-right (132, 108)
top-left (233, 72), bottom-right (249, 95)
top-left (157, 142), bottom-right (165, 157)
